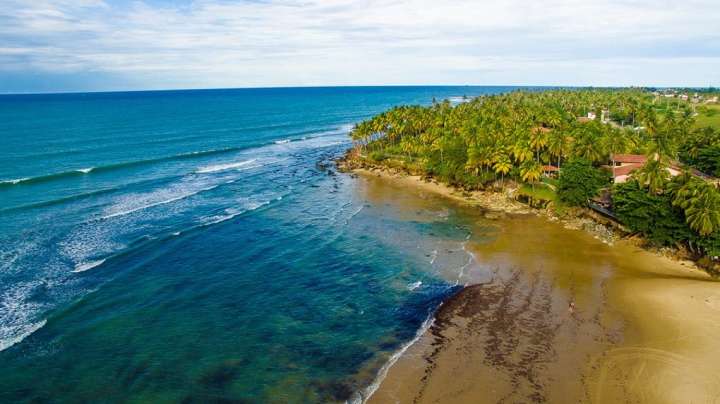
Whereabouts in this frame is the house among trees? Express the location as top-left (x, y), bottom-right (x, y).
top-left (542, 165), bottom-right (559, 177)
top-left (606, 154), bottom-right (646, 183)
top-left (606, 154), bottom-right (682, 183)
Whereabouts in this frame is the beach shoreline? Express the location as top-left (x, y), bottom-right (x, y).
top-left (342, 159), bottom-right (703, 265)
top-left (346, 164), bottom-right (720, 404)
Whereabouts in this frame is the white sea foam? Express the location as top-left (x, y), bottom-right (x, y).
top-left (77, 167), bottom-right (94, 174)
top-left (100, 184), bottom-right (219, 220)
top-left (274, 139), bottom-right (291, 144)
top-left (72, 258), bottom-right (106, 273)
top-left (457, 242), bottom-right (474, 282)
top-left (352, 313), bottom-right (436, 403)
top-left (202, 211), bottom-right (245, 226)
top-left (201, 200), bottom-right (271, 226)
top-left (429, 249), bottom-right (438, 265)
top-left (0, 177), bottom-right (29, 185)
top-left (0, 283), bottom-right (47, 353)
top-left (0, 319), bottom-right (46, 352)
top-left (407, 281), bottom-right (423, 291)
top-left (196, 159), bottom-right (257, 174)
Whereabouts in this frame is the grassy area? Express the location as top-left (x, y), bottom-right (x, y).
top-left (517, 181), bottom-right (573, 215)
top-left (518, 183), bottom-right (557, 202)
top-left (695, 104), bottom-right (720, 129)
top-left (541, 177), bottom-right (559, 188)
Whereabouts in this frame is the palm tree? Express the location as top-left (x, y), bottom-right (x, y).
top-left (529, 127), bottom-right (548, 163)
top-left (572, 125), bottom-right (603, 163)
top-left (602, 128), bottom-right (629, 178)
top-left (520, 160), bottom-right (542, 190)
top-left (512, 141), bottom-right (533, 164)
top-left (635, 158), bottom-right (669, 194)
top-left (684, 186), bottom-right (720, 236)
top-left (547, 130), bottom-right (568, 169)
top-left (493, 156), bottom-right (512, 189)
top-left (672, 177), bottom-right (720, 236)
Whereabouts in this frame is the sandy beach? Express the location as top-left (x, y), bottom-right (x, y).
top-left (353, 168), bottom-right (720, 404)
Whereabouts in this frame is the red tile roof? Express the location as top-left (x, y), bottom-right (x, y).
top-left (542, 165), bottom-right (559, 172)
top-left (611, 154), bottom-right (647, 164)
top-left (612, 163), bottom-right (643, 176)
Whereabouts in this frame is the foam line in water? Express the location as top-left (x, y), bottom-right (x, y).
top-left (0, 177), bottom-right (30, 185)
top-left (407, 281), bottom-right (423, 291)
top-left (0, 147), bottom-right (246, 188)
top-left (0, 319), bottom-right (46, 352)
top-left (99, 184), bottom-right (220, 220)
top-left (200, 199), bottom-right (273, 226)
top-left (72, 259), bottom-right (107, 273)
top-left (353, 312), bottom-right (436, 404)
top-left (195, 159), bottom-right (257, 174)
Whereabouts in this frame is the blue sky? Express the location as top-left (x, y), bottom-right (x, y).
top-left (1, 0), bottom-right (719, 93)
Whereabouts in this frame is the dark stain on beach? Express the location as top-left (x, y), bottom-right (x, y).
top-left (411, 266), bottom-right (623, 404)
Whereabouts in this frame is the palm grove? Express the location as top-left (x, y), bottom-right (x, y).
top-left (348, 89), bottom-right (720, 267)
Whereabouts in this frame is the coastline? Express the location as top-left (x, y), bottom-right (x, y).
top-left (344, 161), bottom-right (699, 262)
top-left (346, 164), bottom-right (720, 404)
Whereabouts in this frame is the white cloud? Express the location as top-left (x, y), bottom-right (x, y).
top-left (0, 0), bottom-right (719, 91)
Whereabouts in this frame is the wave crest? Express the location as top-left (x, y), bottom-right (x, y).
top-left (195, 159), bottom-right (257, 174)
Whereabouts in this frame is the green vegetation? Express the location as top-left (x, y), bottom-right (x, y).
top-left (348, 89), bottom-right (720, 266)
top-left (557, 159), bottom-right (609, 206)
top-left (679, 127), bottom-right (720, 176)
top-left (614, 175), bottom-right (720, 258)
top-left (695, 105), bottom-right (720, 129)
top-left (613, 180), bottom-right (693, 246)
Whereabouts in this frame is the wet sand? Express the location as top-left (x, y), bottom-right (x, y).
top-left (355, 170), bottom-right (720, 404)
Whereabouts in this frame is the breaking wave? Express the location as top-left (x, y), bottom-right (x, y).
top-left (195, 159), bottom-right (257, 174)
top-left (0, 319), bottom-right (46, 352)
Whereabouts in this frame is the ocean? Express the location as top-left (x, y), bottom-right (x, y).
top-left (0, 86), bottom-right (515, 402)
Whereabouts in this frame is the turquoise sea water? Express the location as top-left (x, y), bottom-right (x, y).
top-left (0, 87), bottom-right (514, 402)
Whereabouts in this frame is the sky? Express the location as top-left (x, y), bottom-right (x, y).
top-left (1, 0), bottom-right (719, 93)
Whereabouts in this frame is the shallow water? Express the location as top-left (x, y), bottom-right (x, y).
top-left (0, 87), bottom-right (517, 402)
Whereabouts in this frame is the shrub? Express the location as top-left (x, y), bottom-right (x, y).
top-left (612, 180), bottom-right (693, 246)
top-left (695, 145), bottom-right (720, 176)
top-left (368, 151), bottom-right (387, 162)
top-left (557, 159), bottom-right (609, 206)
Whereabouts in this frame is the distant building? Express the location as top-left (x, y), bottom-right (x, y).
top-left (587, 111), bottom-right (597, 120)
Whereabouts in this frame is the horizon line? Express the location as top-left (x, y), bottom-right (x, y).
top-left (0, 83), bottom-right (714, 97)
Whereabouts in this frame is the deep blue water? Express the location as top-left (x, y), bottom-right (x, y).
top-left (0, 86), bottom-right (511, 402)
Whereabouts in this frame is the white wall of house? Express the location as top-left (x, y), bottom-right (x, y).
top-left (615, 174), bottom-right (630, 183)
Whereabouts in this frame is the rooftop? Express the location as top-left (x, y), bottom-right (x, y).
top-left (611, 154), bottom-right (647, 164)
